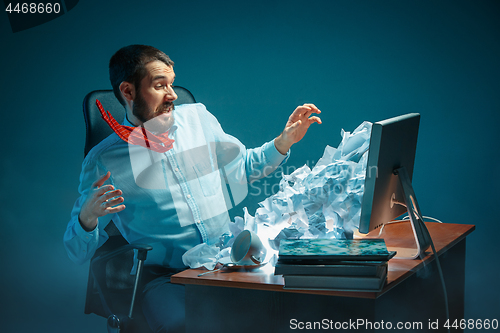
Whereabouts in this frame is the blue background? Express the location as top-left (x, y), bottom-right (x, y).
top-left (1, 0), bottom-right (499, 331)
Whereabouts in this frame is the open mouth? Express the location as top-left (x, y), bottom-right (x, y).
top-left (158, 104), bottom-right (174, 114)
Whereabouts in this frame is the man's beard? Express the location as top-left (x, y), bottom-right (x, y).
top-left (133, 93), bottom-right (175, 134)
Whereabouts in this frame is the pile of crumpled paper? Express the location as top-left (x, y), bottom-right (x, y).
top-left (182, 121), bottom-right (372, 269)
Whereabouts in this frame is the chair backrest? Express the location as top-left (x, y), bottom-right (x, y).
top-left (83, 86), bottom-right (196, 156)
top-left (83, 87), bottom-right (195, 331)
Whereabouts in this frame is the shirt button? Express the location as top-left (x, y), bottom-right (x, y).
top-left (196, 220), bottom-right (201, 224)
top-left (186, 194), bottom-right (191, 199)
top-left (175, 167), bottom-right (179, 172)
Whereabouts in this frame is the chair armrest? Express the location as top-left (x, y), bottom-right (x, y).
top-left (92, 243), bottom-right (153, 266)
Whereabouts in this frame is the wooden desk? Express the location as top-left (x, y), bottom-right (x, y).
top-left (172, 222), bottom-right (474, 332)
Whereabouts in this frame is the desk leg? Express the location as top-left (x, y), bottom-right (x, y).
top-left (376, 238), bottom-right (466, 332)
top-left (185, 285), bottom-right (376, 333)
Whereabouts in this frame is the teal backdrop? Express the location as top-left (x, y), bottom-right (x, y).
top-left (1, 0), bottom-right (499, 331)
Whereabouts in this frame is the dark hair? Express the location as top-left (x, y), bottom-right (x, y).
top-left (109, 45), bottom-right (174, 106)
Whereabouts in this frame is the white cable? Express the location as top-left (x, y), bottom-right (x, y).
top-left (401, 215), bottom-right (444, 224)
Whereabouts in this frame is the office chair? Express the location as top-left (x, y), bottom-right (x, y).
top-left (82, 87), bottom-right (196, 333)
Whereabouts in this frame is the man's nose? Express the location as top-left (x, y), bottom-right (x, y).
top-left (165, 86), bottom-right (177, 102)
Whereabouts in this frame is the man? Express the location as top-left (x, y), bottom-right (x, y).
top-left (64, 45), bottom-right (321, 333)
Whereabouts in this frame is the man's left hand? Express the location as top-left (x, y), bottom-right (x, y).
top-left (274, 103), bottom-right (322, 155)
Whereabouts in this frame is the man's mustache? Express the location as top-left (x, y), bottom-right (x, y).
top-left (157, 102), bottom-right (174, 112)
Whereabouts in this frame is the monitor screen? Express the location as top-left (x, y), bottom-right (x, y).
top-left (358, 113), bottom-right (420, 234)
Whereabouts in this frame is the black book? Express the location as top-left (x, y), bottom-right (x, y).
top-left (283, 264), bottom-right (388, 292)
top-left (275, 261), bottom-right (386, 276)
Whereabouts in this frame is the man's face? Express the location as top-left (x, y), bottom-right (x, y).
top-left (132, 60), bottom-right (177, 133)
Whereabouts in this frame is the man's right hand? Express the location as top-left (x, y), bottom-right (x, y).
top-left (78, 171), bottom-right (125, 232)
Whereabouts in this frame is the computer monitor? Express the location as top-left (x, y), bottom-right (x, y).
top-left (358, 113), bottom-right (431, 259)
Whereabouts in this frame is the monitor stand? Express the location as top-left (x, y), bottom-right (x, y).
top-left (389, 166), bottom-right (433, 259)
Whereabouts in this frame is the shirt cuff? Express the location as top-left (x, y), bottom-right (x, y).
top-left (74, 218), bottom-right (98, 244)
top-left (266, 139), bottom-right (290, 166)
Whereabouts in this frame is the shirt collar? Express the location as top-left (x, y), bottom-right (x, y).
top-left (123, 115), bottom-right (135, 127)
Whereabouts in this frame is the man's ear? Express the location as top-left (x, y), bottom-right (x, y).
top-left (119, 81), bottom-right (135, 102)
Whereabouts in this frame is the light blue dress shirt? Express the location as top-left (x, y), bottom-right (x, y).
top-left (64, 103), bottom-right (288, 268)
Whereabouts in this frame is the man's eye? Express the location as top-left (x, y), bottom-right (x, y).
top-left (155, 84), bottom-right (174, 90)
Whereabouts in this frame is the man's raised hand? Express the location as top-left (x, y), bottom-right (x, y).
top-left (274, 103), bottom-right (322, 155)
top-left (78, 171), bottom-right (125, 231)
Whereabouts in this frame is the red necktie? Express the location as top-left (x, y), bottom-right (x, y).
top-left (96, 99), bottom-right (174, 153)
